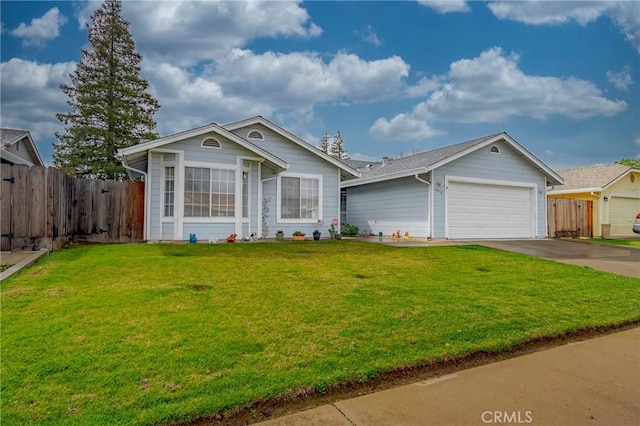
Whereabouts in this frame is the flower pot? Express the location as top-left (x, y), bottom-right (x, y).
top-left (313, 231), bottom-right (321, 241)
top-left (292, 235), bottom-right (305, 241)
top-left (276, 232), bottom-right (284, 241)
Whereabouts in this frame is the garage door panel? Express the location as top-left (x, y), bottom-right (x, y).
top-left (447, 181), bottom-right (533, 239)
top-left (610, 197), bottom-right (640, 237)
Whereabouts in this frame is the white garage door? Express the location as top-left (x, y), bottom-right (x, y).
top-left (609, 197), bottom-right (640, 237)
top-left (447, 180), bottom-right (534, 239)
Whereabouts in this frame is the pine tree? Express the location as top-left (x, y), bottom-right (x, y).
top-left (319, 133), bottom-right (330, 154)
top-left (329, 130), bottom-right (349, 160)
top-left (54, 0), bottom-right (160, 179)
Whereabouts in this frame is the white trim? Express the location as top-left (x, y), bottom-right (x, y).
top-left (547, 187), bottom-right (602, 195)
top-left (489, 145), bottom-right (500, 154)
top-left (277, 172), bottom-right (324, 224)
top-left (184, 160), bottom-right (236, 170)
top-left (444, 175), bottom-right (537, 239)
top-left (341, 167), bottom-right (429, 188)
top-left (223, 116), bottom-right (359, 177)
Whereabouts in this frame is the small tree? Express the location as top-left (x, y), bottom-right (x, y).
top-left (329, 130), bottom-right (349, 160)
top-left (54, 0), bottom-right (160, 179)
top-left (617, 158), bottom-right (640, 169)
top-left (318, 133), bottom-right (330, 154)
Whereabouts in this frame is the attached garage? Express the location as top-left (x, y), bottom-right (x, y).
top-left (446, 178), bottom-right (535, 239)
top-left (342, 132), bottom-right (563, 240)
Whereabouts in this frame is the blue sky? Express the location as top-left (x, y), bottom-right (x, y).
top-left (1, 1), bottom-right (639, 170)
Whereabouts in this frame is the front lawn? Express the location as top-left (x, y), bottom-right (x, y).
top-left (2, 242), bottom-right (639, 425)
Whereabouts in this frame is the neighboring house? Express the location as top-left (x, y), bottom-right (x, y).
top-left (0, 128), bottom-right (44, 167)
top-left (341, 132), bottom-right (563, 240)
top-left (547, 163), bottom-right (640, 238)
top-left (119, 116), bottom-right (359, 241)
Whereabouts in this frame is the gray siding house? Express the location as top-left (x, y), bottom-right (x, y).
top-left (119, 116), bottom-right (358, 241)
top-left (0, 129), bottom-right (44, 167)
top-left (342, 133), bottom-right (563, 240)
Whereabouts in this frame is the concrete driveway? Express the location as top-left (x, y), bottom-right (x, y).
top-left (476, 239), bottom-right (640, 278)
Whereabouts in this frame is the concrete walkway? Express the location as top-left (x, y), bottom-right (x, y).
top-left (0, 250), bottom-right (48, 282)
top-left (258, 327), bottom-right (640, 425)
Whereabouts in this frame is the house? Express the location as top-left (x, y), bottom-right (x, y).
top-left (341, 132), bottom-right (563, 240)
top-left (119, 116), bottom-right (359, 241)
top-left (0, 128), bottom-right (44, 167)
top-left (547, 163), bottom-right (640, 238)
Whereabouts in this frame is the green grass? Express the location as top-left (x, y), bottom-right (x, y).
top-left (2, 241), bottom-right (639, 425)
top-left (593, 238), bottom-right (640, 247)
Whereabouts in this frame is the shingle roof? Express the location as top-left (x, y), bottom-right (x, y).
top-left (552, 163), bottom-right (637, 191)
top-left (348, 133), bottom-right (502, 180)
top-left (0, 128), bottom-right (29, 145)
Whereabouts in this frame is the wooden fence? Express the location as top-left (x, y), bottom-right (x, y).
top-left (1, 164), bottom-right (144, 251)
top-left (547, 198), bottom-right (593, 238)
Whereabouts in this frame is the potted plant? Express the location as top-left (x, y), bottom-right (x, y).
top-left (292, 230), bottom-right (306, 241)
top-left (312, 229), bottom-right (321, 241)
top-left (328, 224), bottom-right (336, 240)
top-left (275, 230), bottom-right (284, 241)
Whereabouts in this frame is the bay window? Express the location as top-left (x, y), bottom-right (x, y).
top-left (184, 167), bottom-right (235, 217)
top-left (280, 175), bottom-right (321, 220)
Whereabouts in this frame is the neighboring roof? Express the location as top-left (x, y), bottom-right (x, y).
top-left (223, 116), bottom-right (359, 178)
top-left (342, 132), bottom-right (563, 188)
top-left (548, 163), bottom-right (640, 194)
top-left (0, 128), bottom-right (44, 166)
top-left (119, 116), bottom-right (359, 179)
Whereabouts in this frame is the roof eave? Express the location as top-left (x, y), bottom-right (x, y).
top-left (341, 167), bottom-right (428, 188)
top-left (224, 116), bottom-right (360, 178)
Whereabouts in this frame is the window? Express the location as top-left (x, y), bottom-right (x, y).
top-left (202, 137), bottom-right (221, 149)
top-left (164, 166), bottom-right (175, 217)
top-left (281, 176), bottom-right (320, 219)
top-left (489, 145), bottom-right (500, 154)
top-left (184, 167), bottom-right (235, 217)
top-left (247, 130), bottom-right (264, 141)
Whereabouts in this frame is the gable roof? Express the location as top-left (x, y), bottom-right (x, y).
top-left (548, 163), bottom-right (639, 194)
top-left (342, 132), bottom-right (563, 188)
top-left (119, 116), bottom-right (359, 179)
top-left (119, 122), bottom-right (289, 176)
top-left (223, 116), bottom-right (359, 178)
top-left (0, 128), bottom-right (44, 166)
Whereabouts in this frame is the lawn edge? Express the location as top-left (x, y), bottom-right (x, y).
top-left (174, 318), bottom-right (640, 426)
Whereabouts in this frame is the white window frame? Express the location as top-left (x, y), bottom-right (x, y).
top-left (247, 130), bottom-right (264, 141)
top-left (182, 161), bottom-right (237, 223)
top-left (277, 172), bottom-right (323, 223)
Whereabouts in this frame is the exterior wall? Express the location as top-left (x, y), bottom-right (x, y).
top-left (432, 140), bottom-right (548, 239)
top-left (145, 125), bottom-right (342, 241)
top-left (346, 176), bottom-right (430, 237)
top-left (603, 171), bottom-right (640, 237)
top-left (231, 125), bottom-right (341, 238)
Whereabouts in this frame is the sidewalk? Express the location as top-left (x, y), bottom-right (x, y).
top-left (0, 250), bottom-right (48, 282)
top-left (258, 327), bottom-right (640, 425)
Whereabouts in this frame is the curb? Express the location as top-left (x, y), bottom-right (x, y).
top-left (0, 249), bottom-right (49, 282)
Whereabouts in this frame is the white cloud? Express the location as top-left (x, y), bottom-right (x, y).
top-left (487, 1), bottom-right (640, 53)
top-left (423, 47), bottom-right (626, 122)
top-left (369, 114), bottom-right (442, 142)
top-left (371, 47), bottom-right (627, 141)
top-left (418, 0), bottom-right (470, 14)
top-left (357, 25), bottom-right (382, 46)
top-left (0, 59), bottom-right (75, 163)
top-left (108, 0), bottom-right (322, 66)
top-left (10, 7), bottom-right (68, 47)
top-left (607, 65), bottom-right (633, 91)
top-left (406, 76), bottom-right (441, 98)
top-left (213, 49), bottom-right (410, 106)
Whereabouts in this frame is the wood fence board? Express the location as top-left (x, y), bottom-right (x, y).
top-left (2, 165), bottom-right (144, 249)
top-left (547, 198), bottom-right (593, 238)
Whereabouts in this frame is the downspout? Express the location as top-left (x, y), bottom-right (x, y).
top-left (415, 173), bottom-right (432, 239)
top-left (123, 164), bottom-right (149, 241)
